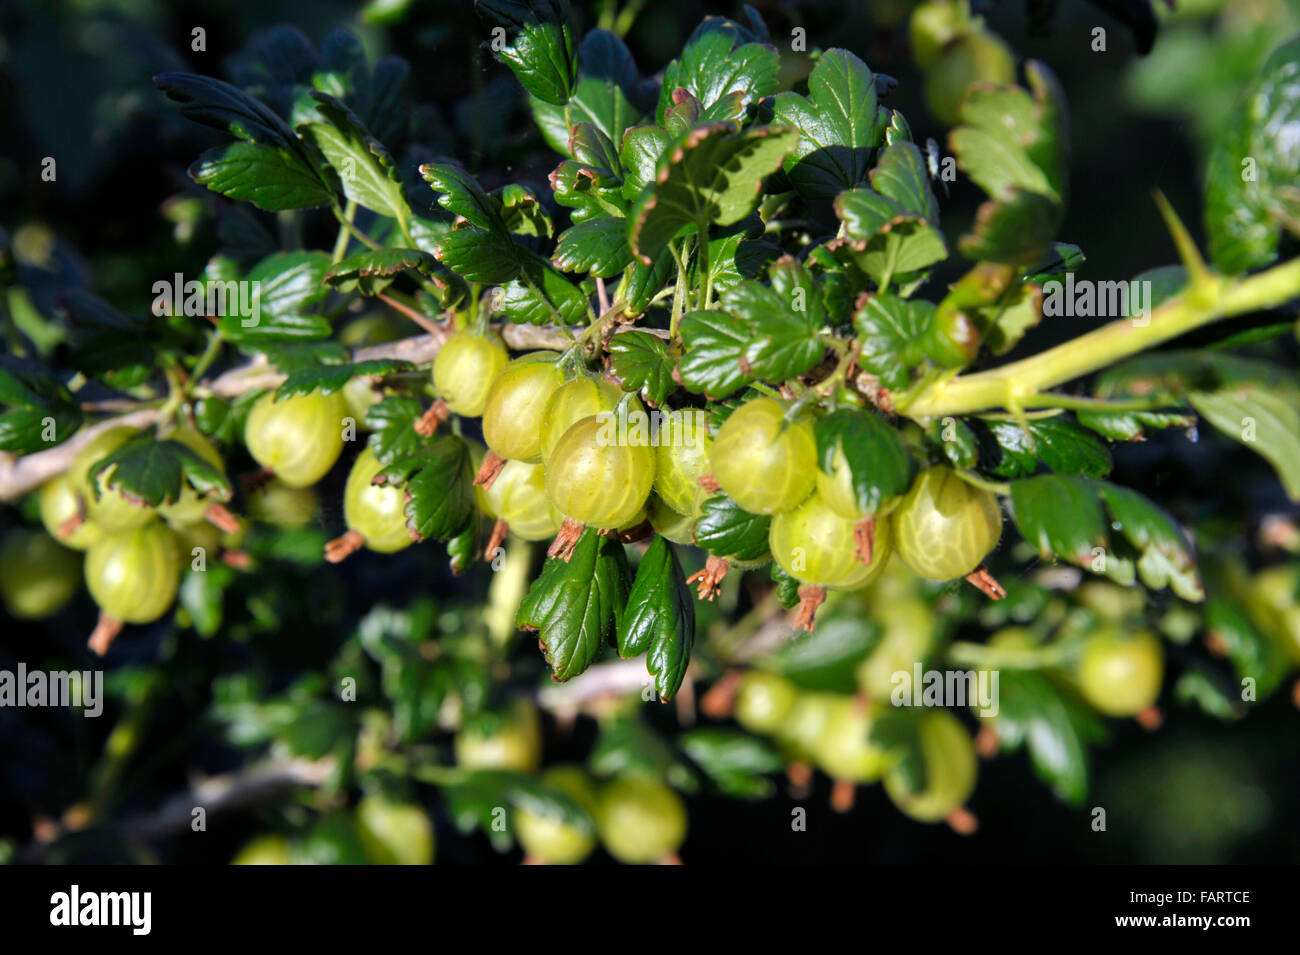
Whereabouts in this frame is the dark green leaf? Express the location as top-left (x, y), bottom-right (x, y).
top-left (298, 92), bottom-right (409, 220)
top-left (851, 292), bottom-right (933, 391)
top-left (991, 669), bottom-right (1102, 806)
top-left (381, 436), bottom-right (476, 542)
top-left (275, 359), bottom-right (413, 401)
top-left (618, 536), bottom-right (695, 701)
top-left (91, 438), bottom-right (232, 507)
top-left (692, 493), bottom-right (770, 562)
top-left (766, 618), bottom-right (879, 693)
top-left (814, 408), bottom-right (914, 513)
top-left (365, 395), bottom-right (433, 465)
top-left (1205, 596), bottom-right (1290, 700)
top-left (190, 142), bottom-right (333, 211)
top-left (676, 309), bottom-right (752, 399)
top-left (679, 729), bottom-right (783, 799)
top-left (981, 418), bottom-right (1114, 479)
top-left (608, 331), bottom-right (675, 405)
top-left (552, 217), bottom-right (633, 277)
top-left (1009, 475), bottom-right (1108, 567)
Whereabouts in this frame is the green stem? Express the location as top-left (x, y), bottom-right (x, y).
top-left (946, 640), bottom-right (1068, 670)
top-left (331, 200), bottom-right (357, 263)
top-left (668, 240), bottom-right (689, 339)
top-left (330, 203), bottom-right (383, 252)
top-left (901, 255), bottom-right (1300, 418)
top-left (186, 331), bottom-right (224, 393)
top-left (696, 223), bottom-right (713, 311)
top-left (953, 469), bottom-right (1012, 496)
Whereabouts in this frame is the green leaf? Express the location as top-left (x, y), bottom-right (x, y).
top-left (765, 618), bottom-right (879, 693)
top-left (565, 30), bottom-right (650, 147)
top-left (1190, 387), bottom-right (1300, 502)
top-left (870, 140), bottom-right (940, 225)
top-left (676, 309), bottom-right (753, 399)
top-left (1009, 475), bottom-right (1108, 568)
top-left (434, 225), bottom-right (521, 285)
top-left (620, 125), bottom-right (671, 201)
top-left (772, 48), bottom-right (883, 199)
top-left (324, 248), bottom-right (464, 304)
top-left (623, 248), bottom-right (676, 315)
top-left (0, 363), bottom-right (82, 453)
top-left (831, 184), bottom-right (946, 281)
top-left (981, 418), bottom-right (1114, 479)
top-left (298, 92), bottom-right (409, 221)
top-left (1204, 37), bottom-right (1300, 274)
top-left (991, 669), bottom-right (1102, 806)
top-left (190, 142), bottom-right (333, 211)
top-left (1074, 408), bottom-right (1195, 443)
top-left (476, 0), bottom-right (577, 106)
top-left (517, 526), bottom-right (632, 681)
top-left (627, 124), bottom-right (798, 266)
top-left (549, 158), bottom-right (626, 223)
top-left (221, 251), bottom-right (332, 342)
top-left (1096, 481), bottom-right (1203, 601)
top-left (154, 72), bottom-right (306, 151)
top-left (814, 408), bottom-right (914, 513)
top-left (91, 438), bottom-right (232, 507)
top-left (497, 259), bottom-right (589, 325)
top-left (552, 217), bottom-right (633, 277)
top-left (419, 162), bottom-right (506, 234)
top-left (380, 436), bottom-right (476, 542)
top-left (678, 729), bottom-right (784, 799)
top-left (722, 259), bottom-right (825, 383)
top-left (1205, 596), bottom-right (1290, 700)
top-left (365, 395), bottom-right (434, 465)
top-left (851, 292), bottom-right (934, 391)
top-left (618, 536), bottom-right (696, 701)
top-left (587, 716), bottom-right (695, 790)
top-left (692, 493), bottom-right (770, 562)
top-left (659, 26), bottom-right (778, 117)
top-left (496, 182), bottom-right (554, 238)
top-left (275, 359), bottom-right (413, 401)
top-left (608, 331), bottom-right (675, 405)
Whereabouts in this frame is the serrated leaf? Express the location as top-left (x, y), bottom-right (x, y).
top-left (516, 526), bottom-right (631, 681)
top-left (1009, 475), bottom-right (1108, 567)
top-left (772, 48), bottom-right (882, 199)
top-left (722, 260), bottom-right (825, 383)
top-left (379, 436), bottom-right (476, 542)
top-left (220, 251), bottom-right (332, 342)
top-left (419, 162), bottom-right (505, 234)
top-left (497, 259), bottom-right (589, 325)
top-left (851, 293), bottom-right (933, 391)
top-left (623, 248), bottom-right (675, 315)
top-left (618, 536), bottom-right (695, 701)
top-left (1096, 481), bottom-right (1203, 601)
top-left (275, 359), bottom-right (413, 401)
top-left (608, 331), bottom-right (674, 405)
top-left (679, 728), bottom-right (783, 799)
top-left (870, 141), bottom-right (940, 224)
top-left (324, 248), bottom-right (462, 302)
top-left (981, 418), bottom-right (1113, 479)
top-left (552, 217), bottom-right (633, 277)
top-left (659, 27), bottom-right (779, 119)
top-left (482, 10), bottom-right (576, 106)
top-left (365, 395), bottom-right (435, 465)
top-left (620, 125), bottom-right (671, 201)
top-left (627, 124), bottom-right (797, 266)
top-left (299, 92), bottom-right (409, 221)
top-left (154, 72), bottom-right (306, 151)
top-left (676, 309), bottom-right (753, 399)
top-left (831, 186), bottom-right (946, 282)
top-left (770, 562), bottom-right (800, 609)
top-left (1190, 387), bottom-right (1300, 502)
top-left (991, 669), bottom-right (1101, 806)
top-left (91, 438), bottom-right (231, 507)
top-left (0, 363), bottom-right (82, 453)
top-left (814, 408), bottom-right (914, 513)
top-left (190, 142), bottom-right (333, 211)
top-left (692, 493), bottom-right (770, 561)
top-left (434, 225), bottom-right (522, 285)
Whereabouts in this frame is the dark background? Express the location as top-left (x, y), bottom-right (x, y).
top-left (0, 0), bottom-right (1298, 864)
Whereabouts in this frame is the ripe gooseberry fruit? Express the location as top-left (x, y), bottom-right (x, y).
top-left (355, 793), bottom-right (435, 866)
top-left (481, 459), bottom-right (562, 544)
top-left (84, 522), bottom-right (181, 655)
top-left (709, 398), bottom-right (816, 515)
top-left (0, 530), bottom-right (82, 619)
top-left (478, 353), bottom-right (564, 485)
top-left (647, 494), bottom-right (695, 546)
top-left (38, 472), bottom-right (102, 550)
top-left (246, 479), bottom-right (318, 529)
top-left (774, 690), bottom-right (839, 763)
top-left (1246, 565), bottom-right (1300, 665)
top-left (326, 447), bottom-right (412, 562)
top-left (454, 700), bottom-right (542, 774)
top-left (514, 766), bottom-right (599, 865)
top-left (815, 697), bottom-right (895, 810)
top-left (769, 491), bottom-right (893, 630)
top-left (597, 777), bottom-right (687, 865)
top-left (538, 374), bottom-right (630, 463)
top-left (342, 374), bottom-right (381, 424)
top-left (72, 427), bottom-right (155, 530)
top-left (1076, 627), bottom-right (1164, 719)
top-left (924, 30), bottom-right (1016, 126)
top-left (231, 835), bottom-right (295, 865)
top-left (733, 669), bottom-right (800, 736)
top-left (892, 467), bottom-right (1002, 595)
top-left (157, 428), bottom-right (240, 533)
top-left (433, 330), bottom-right (509, 417)
top-left (244, 389), bottom-right (348, 488)
top-left (653, 408), bottom-right (713, 517)
top-left (883, 709), bottom-right (978, 826)
top-left (544, 413), bottom-right (654, 556)
top-left (910, 0), bottom-right (970, 69)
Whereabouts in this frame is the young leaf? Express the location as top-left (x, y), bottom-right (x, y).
top-left (91, 438), bottom-right (232, 507)
top-left (692, 493), bottom-right (770, 561)
top-left (298, 92), bottom-right (409, 221)
top-left (475, 0), bottom-right (577, 106)
top-left (516, 526), bottom-right (632, 681)
top-left (772, 48), bottom-right (883, 199)
top-left (275, 359), bottom-right (413, 401)
top-left (381, 436), bottom-right (476, 542)
top-left (608, 331), bottom-right (675, 405)
top-left (851, 293), bottom-right (934, 391)
top-left (676, 309), bottom-right (753, 399)
top-left (552, 217), bottom-right (633, 277)
top-left (658, 26), bottom-right (779, 119)
top-left (190, 142), bottom-right (334, 211)
top-left (627, 123), bottom-right (798, 266)
top-left (618, 536), bottom-right (696, 701)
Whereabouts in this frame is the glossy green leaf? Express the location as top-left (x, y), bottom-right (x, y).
top-left (618, 535), bottom-right (696, 701)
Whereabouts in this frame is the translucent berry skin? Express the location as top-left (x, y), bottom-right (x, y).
top-left (892, 466), bottom-right (1001, 580)
top-left (710, 398), bottom-right (816, 515)
top-left (355, 794), bottom-right (435, 866)
top-left (84, 522), bottom-right (181, 624)
top-left (38, 472), bottom-right (102, 550)
top-left (343, 447), bottom-right (412, 553)
top-left (539, 375), bottom-right (630, 464)
top-left (247, 479), bottom-right (318, 529)
top-left (769, 491), bottom-right (893, 590)
top-left (814, 698), bottom-right (893, 783)
top-left (433, 331), bottom-right (509, 417)
top-left (514, 766), bottom-right (598, 865)
top-left (815, 443), bottom-right (892, 521)
top-left (653, 408), bottom-right (713, 517)
top-left (454, 700), bottom-right (542, 774)
top-left (244, 389), bottom-right (348, 488)
top-left (483, 459), bottom-right (562, 541)
top-left (0, 530), bottom-right (82, 620)
top-left (481, 353), bottom-right (564, 462)
top-left (597, 777), bottom-right (687, 865)
top-left (1076, 627), bottom-right (1164, 717)
top-left (647, 495), bottom-right (695, 546)
top-left (734, 670), bottom-right (800, 736)
top-left (883, 709), bottom-right (977, 823)
top-left (1247, 566), bottom-right (1300, 665)
top-left (342, 375), bottom-right (381, 424)
top-left (546, 415), bottom-right (655, 529)
top-left (231, 835), bottom-right (295, 865)
top-left (72, 427), bottom-right (155, 530)
top-left (923, 30), bottom-right (1016, 127)
top-left (775, 691), bottom-right (839, 761)
top-left (159, 428), bottom-right (226, 527)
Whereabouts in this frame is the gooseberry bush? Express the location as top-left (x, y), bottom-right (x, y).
top-left (2, 0), bottom-right (1300, 864)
